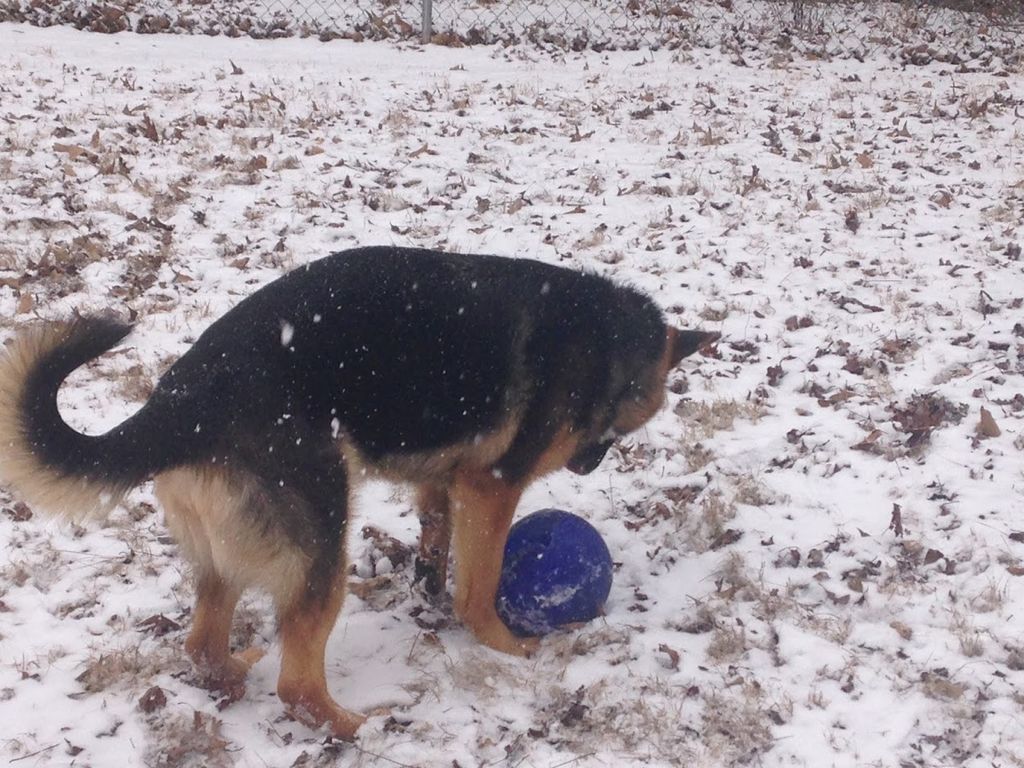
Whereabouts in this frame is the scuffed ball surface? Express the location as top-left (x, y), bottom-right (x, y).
top-left (497, 509), bottom-right (613, 636)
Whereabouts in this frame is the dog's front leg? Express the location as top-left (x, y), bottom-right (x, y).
top-left (449, 469), bottom-right (539, 657)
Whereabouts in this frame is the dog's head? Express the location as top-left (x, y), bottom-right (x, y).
top-left (566, 325), bottom-right (719, 475)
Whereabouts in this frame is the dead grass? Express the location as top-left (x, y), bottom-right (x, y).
top-left (0, 560), bottom-right (31, 589)
top-left (676, 398), bottom-right (768, 441)
top-left (682, 441), bottom-right (716, 472)
top-left (731, 474), bottom-right (783, 507)
top-left (802, 613), bottom-right (853, 645)
top-left (0, 539), bottom-right (65, 592)
top-left (920, 671), bottom-right (967, 702)
top-left (950, 612), bottom-right (985, 658)
top-left (971, 581), bottom-right (1007, 613)
top-left (112, 363), bottom-right (156, 403)
top-left (700, 492), bottom-right (737, 544)
top-left (532, 677), bottom-right (702, 764)
top-left (76, 646), bottom-right (145, 693)
top-left (701, 686), bottom-right (775, 762)
top-left (698, 303), bottom-right (731, 322)
top-left (76, 643), bottom-right (181, 693)
top-left (706, 624), bottom-right (748, 662)
top-left (444, 652), bottom-right (523, 702)
top-left (806, 688), bottom-right (829, 709)
top-left (145, 710), bottom-right (234, 768)
top-left (565, 624), bottom-right (634, 658)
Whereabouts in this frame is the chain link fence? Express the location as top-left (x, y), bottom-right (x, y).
top-left (428, 0), bottom-right (1023, 59)
top-left (2, 0), bottom-right (1022, 65)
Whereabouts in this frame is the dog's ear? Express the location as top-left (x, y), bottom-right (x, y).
top-left (668, 328), bottom-right (720, 367)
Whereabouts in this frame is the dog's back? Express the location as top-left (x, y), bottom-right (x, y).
top-left (154, 246), bottom-right (665, 477)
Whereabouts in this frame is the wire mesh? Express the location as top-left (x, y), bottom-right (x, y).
top-left (1, 0), bottom-right (1021, 61)
top-left (425, 0), bottom-right (1024, 59)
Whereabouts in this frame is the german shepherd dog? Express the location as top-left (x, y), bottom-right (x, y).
top-left (0, 246), bottom-right (717, 739)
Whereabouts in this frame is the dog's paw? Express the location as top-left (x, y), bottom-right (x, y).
top-left (473, 622), bottom-right (540, 658)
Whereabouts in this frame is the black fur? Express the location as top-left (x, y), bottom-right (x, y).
top-left (22, 315), bottom-right (141, 482)
top-left (147, 246), bottom-right (664, 476)
top-left (17, 246), bottom-right (672, 552)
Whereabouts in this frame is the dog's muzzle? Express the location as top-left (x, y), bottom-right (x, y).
top-left (566, 439), bottom-right (615, 475)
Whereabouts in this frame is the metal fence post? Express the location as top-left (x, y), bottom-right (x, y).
top-left (421, 0), bottom-right (432, 43)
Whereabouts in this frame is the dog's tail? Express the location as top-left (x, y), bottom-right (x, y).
top-left (0, 315), bottom-right (170, 521)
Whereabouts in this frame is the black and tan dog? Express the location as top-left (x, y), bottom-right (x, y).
top-left (0, 246), bottom-right (717, 739)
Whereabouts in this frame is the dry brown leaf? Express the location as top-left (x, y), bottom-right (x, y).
top-left (889, 503), bottom-right (904, 537)
top-left (852, 429), bottom-right (884, 453)
top-left (657, 643), bottom-right (681, 671)
top-left (710, 529), bottom-right (743, 550)
top-left (138, 686), bottom-right (167, 713)
top-left (890, 620), bottom-right (913, 640)
top-left (977, 407), bottom-right (1001, 438)
top-left (845, 208), bottom-right (861, 233)
top-left (141, 113), bottom-right (159, 142)
top-left (931, 190), bottom-right (954, 208)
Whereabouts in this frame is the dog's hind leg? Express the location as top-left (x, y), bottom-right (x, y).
top-left (414, 482), bottom-right (451, 597)
top-left (185, 572), bottom-right (264, 700)
top-left (260, 456), bottom-right (367, 741)
top-left (155, 468), bottom-right (265, 701)
top-left (276, 570), bottom-right (366, 740)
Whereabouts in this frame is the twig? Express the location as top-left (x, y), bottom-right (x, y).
top-left (10, 744), bottom-right (58, 763)
top-left (407, 630), bottom-right (421, 662)
top-left (351, 744), bottom-right (418, 768)
top-left (548, 754), bottom-right (596, 768)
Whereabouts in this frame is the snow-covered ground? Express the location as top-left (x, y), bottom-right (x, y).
top-left (0, 21), bottom-right (1022, 768)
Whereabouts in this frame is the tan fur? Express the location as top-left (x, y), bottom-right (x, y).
top-left (277, 576), bottom-right (366, 739)
top-left (524, 426), bottom-right (583, 482)
top-left (0, 321), bottom-right (128, 521)
top-left (183, 572), bottom-right (264, 699)
top-left (154, 466), bottom-right (309, 607)
top-left (339, 411), bottom-right (522, 485)
top-left (433, 345), bottom-right (678, 659)
top-left (449, 468), bottom-right (537, 656)
top-left (156, 465), bottom-right (363, 733)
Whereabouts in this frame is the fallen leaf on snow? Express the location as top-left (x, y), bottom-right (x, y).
top-left (977, 407), bottom-right (1001, 438)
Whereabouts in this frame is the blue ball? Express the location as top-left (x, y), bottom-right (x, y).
top-left (496, 509), bottom-right (613, 637)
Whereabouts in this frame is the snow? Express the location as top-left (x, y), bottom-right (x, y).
top-left (0, 19), bottom-right (1022, 768)
top-left (280, 321), bottom-right (295, 347)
